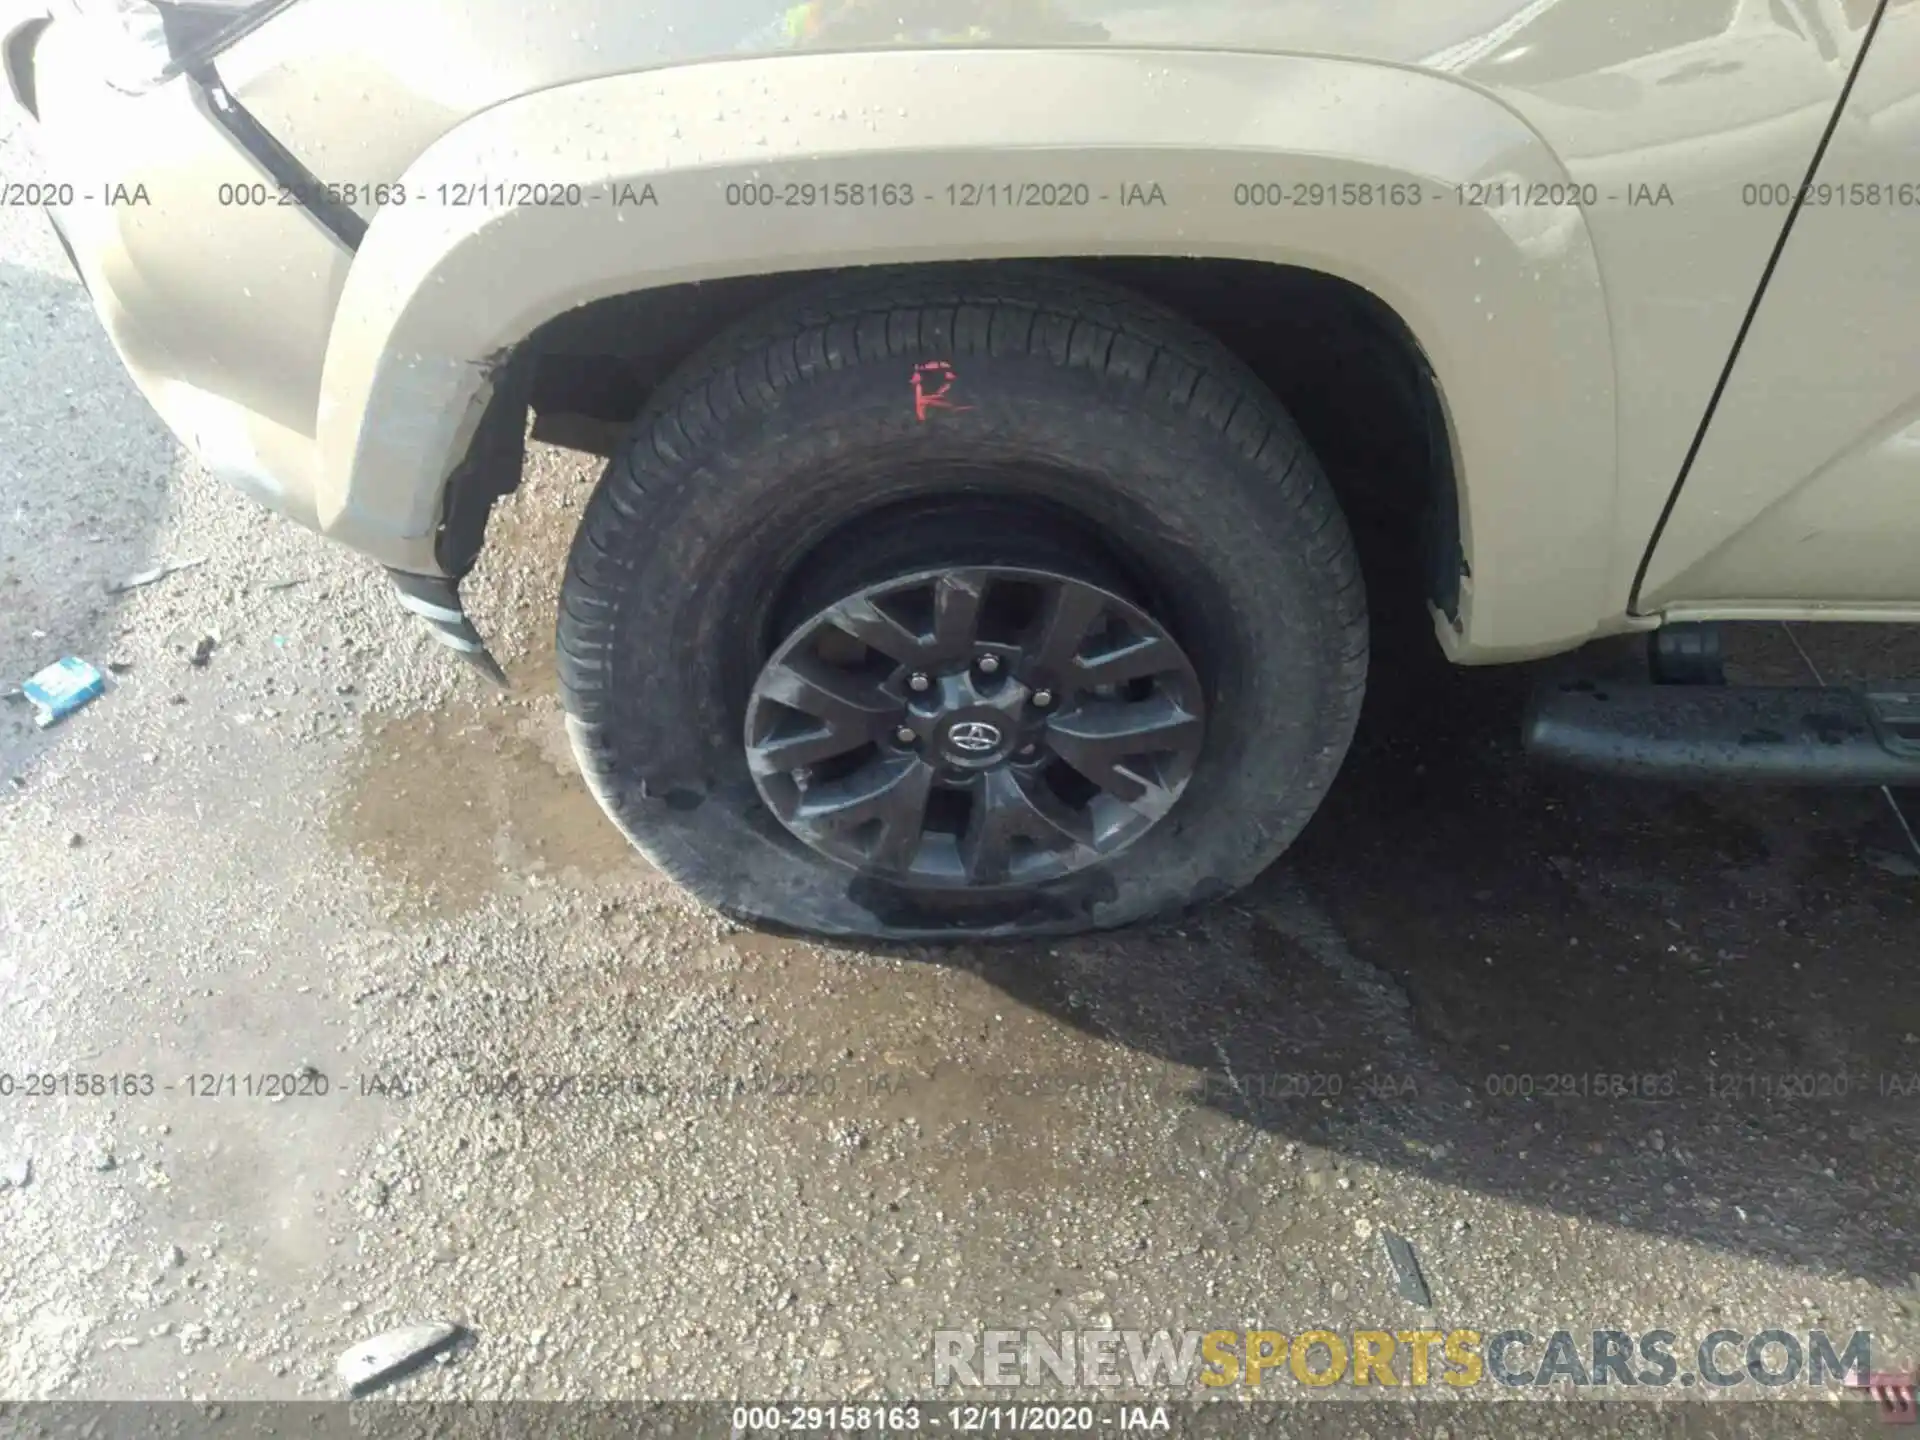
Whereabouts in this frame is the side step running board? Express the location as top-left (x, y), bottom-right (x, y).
top-left (1524, 680), bottom-right (1920, 785)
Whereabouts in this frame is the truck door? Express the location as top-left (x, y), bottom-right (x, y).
top-left (1635, 0), bottom-right (1920, 616)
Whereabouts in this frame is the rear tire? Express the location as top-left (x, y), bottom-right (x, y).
top-left (557, 265), bottom-right (1367, 939)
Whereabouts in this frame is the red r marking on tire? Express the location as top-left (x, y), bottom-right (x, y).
top-left (912, 361), bottom-right (973, 422)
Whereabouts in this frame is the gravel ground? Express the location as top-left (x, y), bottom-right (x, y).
top-left (3, 107), bottom-right (1920, 1432)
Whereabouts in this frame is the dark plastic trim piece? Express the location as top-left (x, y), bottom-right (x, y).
top-left (1524, 679), bottom-right (1920, 785)
top-left (1419, 351), bottom-right (1465, 628)
top-left (189, 64), bottom-right (366, 251)
top-left (1647, 620), bottom-right (1725, 686)
top-left (434, 349), bottom-right (534, 578)
top-left (3, 15), bottom-right (49, 117)
top-left (387, 570), bottom-right (508, 686)
top-left (157, 0), bottom-right (305, 86)
top-left (43, 208), bottom-right (90, 295)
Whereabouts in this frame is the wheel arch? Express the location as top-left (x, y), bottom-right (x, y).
top-left (315, 46), bottom-right (1617, 662)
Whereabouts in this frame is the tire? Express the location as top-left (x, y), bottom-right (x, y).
top-left (557, 264), bottom-right (1367, 940)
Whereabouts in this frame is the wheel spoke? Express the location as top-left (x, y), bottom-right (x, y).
top-left (1045, 696), bottom-right (1202, 807)
top-left (746, 723), bottom-right (870, 777)
top-left (825, 596), bottom-right (927, 663)
top-left (866, 776), bottom-right (936, 871)
top-left (931, 573), bottom-right (986, 653)
top-left (1029, 581), bottom-right (1106, 676)
top-left (794, 755), bottom-right (933, 871)
top-left (960, 767), bottom-right (1091, 883)
top-left (1075, 633), bottom-right (1178, 688)
top-left (754, 653), bottom-right (896, 735)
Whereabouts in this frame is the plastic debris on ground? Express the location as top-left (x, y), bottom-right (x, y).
top-left (20, 657), bottom-right (106, 728)
top-left (336, 1321), bottom-right (463, 1395)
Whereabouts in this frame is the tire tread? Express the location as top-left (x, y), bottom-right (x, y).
top-left (558, 263), bottom-right (1369, 936)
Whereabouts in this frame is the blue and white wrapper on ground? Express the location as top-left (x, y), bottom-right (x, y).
top-left (20, 656), bottom-right (105, 728)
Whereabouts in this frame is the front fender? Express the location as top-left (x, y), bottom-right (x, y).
top-left (317, 46), bottom-right (1618, 661)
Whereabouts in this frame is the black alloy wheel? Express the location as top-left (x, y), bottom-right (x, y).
top-left (744, 564), bottom-right (1206, 888)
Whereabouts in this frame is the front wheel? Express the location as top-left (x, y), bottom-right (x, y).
top-left (557, 266), bottom-right (1367, 939)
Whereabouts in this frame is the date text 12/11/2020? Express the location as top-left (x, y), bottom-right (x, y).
top-left (731, 1405), bottom-right (1170, 1433)
top-left (1478, 1070), bottom-right (1920, 1100)
top-left (39, 175), bottom-right (1920, 213)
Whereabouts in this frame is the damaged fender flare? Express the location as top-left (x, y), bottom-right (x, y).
top-left (311, 46), bottom-right (1618, 664)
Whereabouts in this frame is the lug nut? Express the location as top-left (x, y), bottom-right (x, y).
top-left (908, 672), bottom-right (931, 692)
top-left (895, 726), bottom-right (918, 745)
top-left (977, 654), bottom-right (1001, 675)
top-left (1032, 689), bottom-right (1054, 709)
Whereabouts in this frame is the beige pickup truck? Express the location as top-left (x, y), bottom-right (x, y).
top-left (6, 0), bottom-right (1919, 938)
